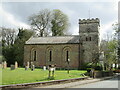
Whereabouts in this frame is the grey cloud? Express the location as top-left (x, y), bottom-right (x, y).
top-left (2, 2), bottom-right (117, 36)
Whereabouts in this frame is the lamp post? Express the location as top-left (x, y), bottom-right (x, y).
top-left (67, 59), bottom-right (70, 74)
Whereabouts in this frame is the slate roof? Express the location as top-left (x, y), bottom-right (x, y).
top-left (25, 35), bottom-right (80, 44)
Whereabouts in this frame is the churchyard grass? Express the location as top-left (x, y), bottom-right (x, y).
top-left (1, 68), bottom-right (87, 85)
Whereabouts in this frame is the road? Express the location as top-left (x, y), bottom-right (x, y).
top-left (34, 76), bottom-right (119, 89)
top-left (71, 77), bottom-right (119, 88)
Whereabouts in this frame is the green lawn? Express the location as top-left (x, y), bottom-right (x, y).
top-left (1, 68), bottom-right (87, 85)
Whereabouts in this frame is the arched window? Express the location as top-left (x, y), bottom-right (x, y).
top-left (86, 37), bottom-right (88, 41)
top-left (46, 46), bottom-right (54, 62)
top-left (33, 51), bottom-right (36, 61)
top-left (49, 50), bottom-right (52, 62)
top-left (31, 48), bottom-right (37, 61)
top-left (63, 47), bottom-right (71, 62)
top-left (89, 37), bottom-right (91, 41)
top-left (66, 51), bottom-right (69, 62)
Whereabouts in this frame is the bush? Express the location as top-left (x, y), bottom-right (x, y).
top-left (86, 68), bottom-right (92, 73)
top-left (93, 63), bottom-right (103, 71)
top-left (86, 63), bottom-right (93, 68)
top-left (94, 65), bottom-right (103, 71)
top-left (81, 62), bottom-right (103, 71)
top-left (86, 62), bottom-right (103, 71)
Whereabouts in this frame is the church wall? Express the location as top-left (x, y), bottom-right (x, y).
top-left (24, 44), bottom-right (80, 69)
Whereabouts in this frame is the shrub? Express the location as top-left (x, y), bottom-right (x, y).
top-left (93, 63), bottom-right (103, 71)
top-left (86, 68), bottom-right (92, 73)
top-left (86, 62), bottom-right (103, 71)
top-left (86, 63), bottom-right (93, 68)
top-left (94, 66), bottom-right (102, 71)
top-left (81, 62), bottom-right (103, 71)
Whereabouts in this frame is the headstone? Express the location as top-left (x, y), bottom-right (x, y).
top-left (90, 68), bottom-right (94, 78)
top-left (30, 62), bottom-right (33, 68)
top-left (43, 66), bottom-right (46, 70)
top-left (10, 65), bottom-right (15, 70)
top-left (0, 64), bottom-right (2, 68)
top-left (1, 62), bottom-right (3, 68)
top-left (25, 66), bottom-right (29, 70)
top-left (3, 61), bottom-right (7, 69)
top-left (15, 61), bottom-right (18, 69)
top-left (31, 65), bottom-right (35, 71)
top-left (27, 62), bottom-right (30, 68)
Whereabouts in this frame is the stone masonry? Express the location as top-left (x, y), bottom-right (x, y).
top-left (24, 18), bottom-right (100, 69)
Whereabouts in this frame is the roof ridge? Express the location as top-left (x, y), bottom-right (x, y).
top-left (26, 35), bottom-right (80, 44)
top-left (31, 35), bottom-right (79, 38)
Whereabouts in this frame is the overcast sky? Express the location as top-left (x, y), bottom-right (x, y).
top-left (0, 0), bottom-right (119, 40)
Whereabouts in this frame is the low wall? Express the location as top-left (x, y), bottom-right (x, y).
top-left (93, 71), bottom-right (114, 78)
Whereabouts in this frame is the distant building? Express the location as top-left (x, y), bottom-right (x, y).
top-left (24, 18), bottom-right (100, 69)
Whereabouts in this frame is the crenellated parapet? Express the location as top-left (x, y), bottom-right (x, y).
top-left (79, 18), bottom-right (100, 24)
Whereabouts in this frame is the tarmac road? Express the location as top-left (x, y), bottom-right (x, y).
top-left (71, 76), bottom-right (119, 88)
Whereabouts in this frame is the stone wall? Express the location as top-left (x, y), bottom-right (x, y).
top-left (79, 18), bottom-right (100, 63)
top-left (24, 44), bottom-right (80, 69)
top-left (93, 71), bottom-right (114, 78)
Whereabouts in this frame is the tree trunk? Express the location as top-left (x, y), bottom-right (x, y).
top-left (40, 31), bottom-right (43, 37)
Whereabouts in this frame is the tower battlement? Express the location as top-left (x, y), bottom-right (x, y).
top-left (79, 18), bottom-right (100, 24)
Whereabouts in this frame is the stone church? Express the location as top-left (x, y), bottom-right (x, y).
top-left (24, 18), bottom-right (100, 69)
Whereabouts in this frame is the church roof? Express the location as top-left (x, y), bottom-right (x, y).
top-left (25, 35), bottom-right (80, 44)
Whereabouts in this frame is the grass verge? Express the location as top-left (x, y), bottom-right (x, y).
top-left (2, 68), bottom-right (87, 85)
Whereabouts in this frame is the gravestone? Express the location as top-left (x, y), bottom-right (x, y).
top-left (3, 61), bottom-right (7, 69)
top-left (31, 65), bottom-right (35, 71)
top-left (10, 65), bottom-right (15, 70)
top-left (90, 68), bottom-right (95, 78)
top-left (43, 66), bottom-right (46, 70)
top-left (15, 61), bottom-right (18, 69)
top-left (30, 62), bottom-right (33, 68)
top-left (25, 62), bottom-right (30, 70)
top-left (0, 63), bottom-right (2, 68)
top-left (1, 62), bottom-right (3, 68)
top-left (27, 62), bottom-right (30, 68)
top-left (25, 66), bottom-right (29, 70)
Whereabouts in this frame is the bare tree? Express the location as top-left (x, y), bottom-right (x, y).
top-left (29, 9), bottom-right (52, 37)
top-left (2, 27), bottom-right (16, 46)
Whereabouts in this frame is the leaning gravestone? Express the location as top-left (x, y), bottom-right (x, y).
top-left (15, 61), bottom-right (18, 69)
top-left (10, 65), bottom-right (15, 70)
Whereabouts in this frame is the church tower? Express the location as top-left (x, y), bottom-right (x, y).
top-left (79, 18), bottom-right (100, 63)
